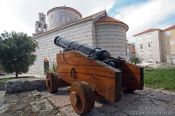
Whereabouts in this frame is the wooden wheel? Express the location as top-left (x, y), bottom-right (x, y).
top-left (70, 81), bottom-right (95, 114)
top-left (46, 72), bottom-right (58, 93)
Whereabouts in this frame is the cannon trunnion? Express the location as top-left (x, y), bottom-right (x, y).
top-left (45, 36), bottom-right (144, 114)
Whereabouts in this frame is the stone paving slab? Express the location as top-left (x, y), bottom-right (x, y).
top-left (0, 88), bottom-right (175, 116)
top-left (44, 87), bottom-right (175, 116)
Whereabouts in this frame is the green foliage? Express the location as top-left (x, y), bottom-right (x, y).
top-left (49, 63), bottom-right (57, 73)
top-left (0, 64), bottom-right (3, 73)
top-left (0, 31), bottom-right (38, 77)
top-left (130, 56), bottom-right (141, 64)
top-left (0, 64), bottom-right (2, 70)
top-left (144, 68), bottom-right (175, 90)
top-left (0, 77), bottom-right (13, 83)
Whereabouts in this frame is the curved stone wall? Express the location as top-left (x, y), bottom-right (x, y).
top-left (47, 7), bottom-right (82, 30)
top-left (95, 23), bottom-right (127, 58)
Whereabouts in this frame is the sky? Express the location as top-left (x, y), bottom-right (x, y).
top-left (0, 0), bottom-right (175, 42)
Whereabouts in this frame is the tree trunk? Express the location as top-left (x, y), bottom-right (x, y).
top-left (16, 71), bottom-right (18, 78)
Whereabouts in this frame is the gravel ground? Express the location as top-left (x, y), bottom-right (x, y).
top-left (0, 88), bottom-right (175, 116)
top-left (0, 83), bottom-right (5, 91)
top-left (44, 87), bottom-right (175, 116)
top-left (0, 90), bottom-right (61, 116)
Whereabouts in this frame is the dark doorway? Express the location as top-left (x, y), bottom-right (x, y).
top-left (44, 57), bottom-right (49, 75)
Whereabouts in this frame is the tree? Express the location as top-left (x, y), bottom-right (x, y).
top-left (0, 31), bottom-right (38, 78)
top-left (130, 56), bottom-right (141, 64)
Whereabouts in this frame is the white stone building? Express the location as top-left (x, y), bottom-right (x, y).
top-left (162, 25), bottom-right (175, 64)
top-left (133, 26), bottom-right (175, 66)
top-left (133, 29), bottom-right (163, 64)
top-left (28, 6), bottom-right (128, 76)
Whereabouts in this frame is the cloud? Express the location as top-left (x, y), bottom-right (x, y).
top-left (1, 0), bottom-right (174, 40)
top-left (0, 1), bottom-right (29, 34)
top-left (108, 0), bottom-right (148, 16)
top-left (114, 0), bottom-right (175, 37)
top-left (0, 0), bottom-right (115, 35)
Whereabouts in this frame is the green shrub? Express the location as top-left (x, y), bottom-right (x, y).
top-left (144, 68), bottom-right (175, 90)
top-left (49, 63), bottom-right (57, 73)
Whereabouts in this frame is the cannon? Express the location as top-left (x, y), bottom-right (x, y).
top-left (46, 36), bottom-right (144, 114)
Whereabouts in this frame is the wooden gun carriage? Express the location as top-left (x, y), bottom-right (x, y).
top-left (46, 36), bottom-right (144, 114)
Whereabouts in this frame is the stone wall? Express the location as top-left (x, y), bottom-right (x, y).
top-left (95, 24), bottom-right (127, 58)
top-left (28, 20), bottom-right (94, 76)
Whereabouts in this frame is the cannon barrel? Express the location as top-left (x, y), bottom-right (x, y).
top-left (54, 36), bottom-right (111, 61)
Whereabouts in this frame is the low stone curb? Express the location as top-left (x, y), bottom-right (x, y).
top-left (5, 78), bottom-right (46, 93)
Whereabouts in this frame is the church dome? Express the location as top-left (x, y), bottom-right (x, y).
top-left (47, 6), bottom-right (82, 30)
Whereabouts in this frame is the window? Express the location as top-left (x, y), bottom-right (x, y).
top-left (125, 44), bottom-right (127, 56)
top-left (140, 44), bottom-right (143, 49)
top-left (148, 42), bottom-right (152, 47)
top-left (51, 15), bottom-right (53, 19)
top-left (170, 40), bottom-right (175, 45)
top-left (44, 24), bottom-right (47, 29)
top-left (165, 31), bottom-right (171, 36)
top-left (41, 17), bottom-right (44, 21)
top-left (38, 23), bottom-right (42, 28)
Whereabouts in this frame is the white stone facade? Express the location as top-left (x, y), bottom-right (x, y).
top-left (29, 7), bottom-right (128, 76)
top-left (162, 28), bottom-right (175, 64)
top-left (133, 26), bottom-right (175, 65)
top-left (134, 30), bottom-right (162, 64)
top-left (29, 20), bottom-right (95, 76)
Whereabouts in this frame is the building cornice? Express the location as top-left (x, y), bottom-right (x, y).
top-left (33, 17), bottom-right (93, 38)
top-left (133, 29), bottom-right (162, 37)
top-left (33, 10), bottom-right (107, 39)
top-left (164, 25), bottom-right (175, 31)
top-left (95, 22), bottom-right (129, 32)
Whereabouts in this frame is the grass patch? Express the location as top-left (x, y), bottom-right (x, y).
top-left (0, 77), bottom-right (15, 83)
top-left (0, 78), bottom-right (14, 91)
top-left (0, 76), bottom-right (35, 83)
top-left (144, 68), bottom-right (175, 90)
